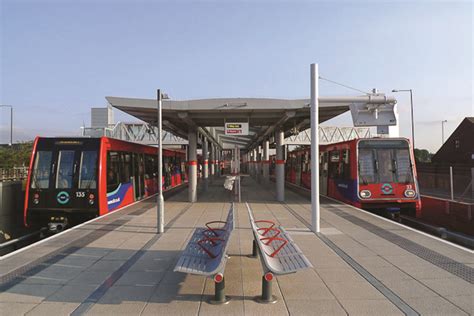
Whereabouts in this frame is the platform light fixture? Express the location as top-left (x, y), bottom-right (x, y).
top-left (157, 89), bottom-right (170, 234)
top-left (441, 120), bottom-right (448, 144)
top-left (391, 89), bottom-right (415, 149)
top-left (0, 105), bottom-right (13, 146)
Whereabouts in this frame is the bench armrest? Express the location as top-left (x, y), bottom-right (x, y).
top-left (260, 237), bottom-right (288, 258)
top-left (254, 220), bottom-right (276, 236)
top-left (198, 237), bottom-right (225, 259)
top-left (205, 221), bottom-right (228, 236)
top-left (257, 227), bottom-right (281, 244)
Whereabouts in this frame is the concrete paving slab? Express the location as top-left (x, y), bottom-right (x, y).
top-left (26, 302), bottom-right (81, 316)
top-left (285, 298), bottom-right (346, 315)
top-left (339, 299), bottom-right (403, 315)
top-left (325, 281), bottom-right (386, 300)
top-left (404, 296), bottom-right (469, 315)
top-left (0, 302), bottom-right (37, 315)
top-left (0, 283), bottom-right (62, 303)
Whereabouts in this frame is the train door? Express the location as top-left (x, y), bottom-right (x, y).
top-left (50, 148), bottom-right (81, 210)
top-left (319, 152), bottom-right (328, 195)
top-left (295, 153), bottom-right (302, 186)
top-left (133, 153), bottom-right (145, 200)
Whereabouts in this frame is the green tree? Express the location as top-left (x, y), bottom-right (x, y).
top-left (0, 142), bottom-right (34, 169)
top-left (414, 148), bottom-right (432, 163)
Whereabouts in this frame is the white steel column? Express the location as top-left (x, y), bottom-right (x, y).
top-left (276, 130), bottom-right (285, 202)
top-left (263, 139), bottom-right (269, 184)
top-left (210, 144), bottom-right (215, 177)
top-left (257, 145), bottom-right (262, 183)
top-left (157, 89), bottom-right (164, 234)
top-left (203, 139), bottom-right (209, 190)
top-left (310, 63), bottom-right (320, 233)
top-left (188, 130), bottom-right (198, 202)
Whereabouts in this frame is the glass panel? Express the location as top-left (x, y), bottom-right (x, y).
top-left (56, 150), bottom-right (75, 189)
top-left (358, 149), bottom-right (376, 184)
top-left (31, 151), bottom-right (52, 189)
top-left (376, 149), bottom-right (394, 183)
top-left (79, 151), bottom-right (97, 189)
top-left (395, 149), bottom-right (412, 183)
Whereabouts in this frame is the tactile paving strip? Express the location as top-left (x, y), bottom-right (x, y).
top-left (325, 204), bottom-right (474, 284)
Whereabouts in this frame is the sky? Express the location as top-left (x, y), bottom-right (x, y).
top-left (0, 0), bottom-right (472, 152)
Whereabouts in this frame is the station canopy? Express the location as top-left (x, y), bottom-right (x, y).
top-left (106, 96), bottom-right (394, 150)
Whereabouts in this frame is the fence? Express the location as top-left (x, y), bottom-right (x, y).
top-left (0, 167), bottom-right (29, 182)
top-left (417, 163), bottom-right (474, 203)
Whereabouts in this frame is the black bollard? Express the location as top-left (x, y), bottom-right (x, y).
top-left (255, 273), bottom-right (277, 304)
top-left (208, 274), bottom-right (230, 305)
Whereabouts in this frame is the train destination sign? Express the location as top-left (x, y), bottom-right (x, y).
top-left (225, 122), bottom-right (249, 135)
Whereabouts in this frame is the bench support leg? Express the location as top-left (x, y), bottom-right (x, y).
top-left (208, 276), bottom-right (230, 305)
top-left (249, 239), bottom-right (258, 258)
top-left (255, 274), bottom-right (277, 304)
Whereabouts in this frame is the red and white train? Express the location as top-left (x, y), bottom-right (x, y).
top-left (277, 138), bottom-right (422, 217)
top-left (24, 137), bottom-right (186, 230)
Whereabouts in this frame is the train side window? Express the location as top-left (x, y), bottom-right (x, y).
top-left (120, 152), bottom-right (132, 183)
top-left (107, 151), bottom-right (120, 192)
top-left (56, 150), bottom-right (75, 189)
top-left (31, 151), bottom-right (53, 189)
top-left (145, 155), bottom-right (156, 179)
top-left (79, 151), bottom-right (97, 189)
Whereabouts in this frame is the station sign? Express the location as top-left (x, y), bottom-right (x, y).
top-left (225, 122), bottom-right (249, 135)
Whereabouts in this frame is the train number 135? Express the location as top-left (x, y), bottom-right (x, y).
top-left (76, 192), bottom-right (85, 198)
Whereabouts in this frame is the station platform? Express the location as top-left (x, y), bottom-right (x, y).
top-left (0, 177), bottom-right (472, 315)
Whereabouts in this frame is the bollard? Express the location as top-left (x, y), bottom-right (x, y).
top-left (209, 274), bottom-right (230, 305)
top-left (255, 272), bottom-right (277, 304)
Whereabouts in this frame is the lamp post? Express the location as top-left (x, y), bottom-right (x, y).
top-left (441, 120), bottom-right (448, 144)
top-left (157, 90), bottom-right (169, 234)
top-left (392, 89), bottom-right (415, 149)
top-left (0, 105), bottom-right (13, 146)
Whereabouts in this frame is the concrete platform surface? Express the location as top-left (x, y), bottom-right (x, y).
top-left (0, 177), bottom-right (473, 316)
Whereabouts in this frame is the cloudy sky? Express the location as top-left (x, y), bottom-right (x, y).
top-left (1, 0), bottom-right (472, 152)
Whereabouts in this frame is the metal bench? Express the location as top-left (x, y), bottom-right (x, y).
top-left (174, 203), bottom-right (235, 304)
top-left (246, 202), bottom-right (313, 303)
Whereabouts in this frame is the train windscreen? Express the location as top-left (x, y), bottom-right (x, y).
top-left (31, 151), bottom-right (53, 189)
top-left (358, 139), bottom-right (413, 184)
top-left (30, 148), bottom-right (98, 189)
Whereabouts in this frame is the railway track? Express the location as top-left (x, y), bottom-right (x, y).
top-left (0, 228), bottom-right (47, 256)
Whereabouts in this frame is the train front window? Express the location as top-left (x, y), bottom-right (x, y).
top-left (395, 149), bottom-right (413, 183)
top-left (31, 151), bottom-right (53, 189)
top-left (358, 149), bottom-right (376, 184)
top-left (56, 150), bottom-right (75, 189)
top-left (79, 151), bottom-right (97, 189)
top-left (376, 149), bottom-right (394, 183)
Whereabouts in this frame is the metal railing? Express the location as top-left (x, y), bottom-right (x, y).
top-left (81, 122), bottom-right (188, 145)
top-left (417, 163), bottom-right (474, 203)
top-left (0, 167), bottom-right (29, 182)
top-left (286, 126), bottom-right (376, 145)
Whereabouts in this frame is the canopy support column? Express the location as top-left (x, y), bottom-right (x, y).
top-left (275, 130), bottom-right (285, 202)
top-left (188, 130), bottom-right (198, 202)
top-left (210, 144), bottom-right (215, 177)
top-left (203, 139), bottom-right (209, 191)
top-left (310, 63), bottom-right (320, 233)
top-left (263, 139), bottom-right (269, 185)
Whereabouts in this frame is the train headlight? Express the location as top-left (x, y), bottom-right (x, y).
top-left (33, 193), bottom-right (39, 204)
top-left (88, 193), bottom-right (95, 205)
top-left (360, 190), bottom-right (371, 199)
top-left (404, 189), bottom-right (416, 198)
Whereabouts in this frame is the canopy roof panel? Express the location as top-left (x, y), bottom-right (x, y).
top-left (106, 96), bottom-right (395, 150)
